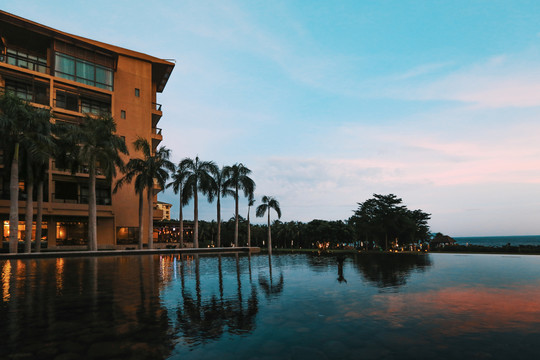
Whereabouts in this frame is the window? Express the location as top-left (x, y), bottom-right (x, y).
top-left (54, 181), bottom-right (78, 202)
top-left (5, 79), bottom-right (48, 105)
top-left (55, 53), bottom-right (113, 90)
top-left (121, 110), bottom-right (126, 119)
top-left (55, 90), bottom-right (79, 112)
top-left (81, 97), bottom-right (111, 116)
top-left (6, 48), bottom-right (47, 73)
top-left (135, 88), bottom-right (140, 97)
top-left (56, 222), bottom-right (88, 246)
top-left (116, 227), bottom-right (139, 245)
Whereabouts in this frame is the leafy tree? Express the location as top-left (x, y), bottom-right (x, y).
top-left (256, 195), bottom-right (281, 254)
top-left (350, 194), bottom-right (431, 250)
top-left (180, 156), bottom-right (217, 248)
top-left (223, 163), bottom-right (255, 247)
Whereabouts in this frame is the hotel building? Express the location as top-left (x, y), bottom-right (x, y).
top-left (0, 11), bottom-right (175, 249)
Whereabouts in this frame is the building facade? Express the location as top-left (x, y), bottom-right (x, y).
top-left (155, 201), bottom-right (173, 221)
top-left (0, 11), bottom-right (174, 249)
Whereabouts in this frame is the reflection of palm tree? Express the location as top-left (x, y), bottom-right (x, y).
top-left (337, 256), bottom-right (347, 284)
top-left (176, 254), bottom-right (259, 344)
top-left (256, 196), bottom-right (281, 254)
top-left (258, 254), bottom-right (284, 298)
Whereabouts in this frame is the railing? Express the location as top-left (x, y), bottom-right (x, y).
top-left (51, 161), bottom-right (105, 176)
top-left (152, 127), bottom-right (162, 135)
top-left (1, 51), bottom-right (50, 74)
top-left (0, 86), bottom-right (49, 106)
top-left (152, 102), bottom-right (162, 111)
top-left (53, 98), bottom-right (111, 117)
top-left (52, 193), bottom-right (111, 205)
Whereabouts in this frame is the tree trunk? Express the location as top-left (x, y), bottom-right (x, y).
top-left (9, 143), bottom-right (20, 254)
top-left (35, 180), bottom-right (43, 253)
top-left (88, 165), bottom-right (97, 251)
top-left (193, 186), bottom-right (198, 248)
top-left (267, 210), bottom-right (272, 254)
top-left (147, 187), bottom-right (153, 249)
top-left (217, 195), bottom-right (221, 247)
top-left (138, 191), bottom-right (144, 249)
top-left (247, 206), bottom-right (251, 248)
top-left (24, 180), bottom-right (33, 253)
top-left (234, 186), bottom-right (239, 247)
top-left (179, 189), bottom-right (184, 248)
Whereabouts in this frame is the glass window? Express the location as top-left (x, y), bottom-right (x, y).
top-left (135, 88), bottom-right (140, 97)
top-left (121, 110), bottom-right (126, 119)
top-left (95, 66), bottom-right (113, 90)
top-left (76, 60), bottom-right (94, 84)
top-left (55, 53), bottom-right (113, 90)
top-left (55, 54), bottom-right (75, 80)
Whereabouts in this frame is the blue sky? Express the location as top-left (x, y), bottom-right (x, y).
top-left (5, 1), bottom-right (540, 236)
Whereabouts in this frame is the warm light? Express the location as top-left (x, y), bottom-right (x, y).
top-left (2, 261), bottom-right (11, 302)
top-left (56, 258), bottom-right (64, 294)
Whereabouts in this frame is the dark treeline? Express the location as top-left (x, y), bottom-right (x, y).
top-left (164, 193), bottom-right (431, 251)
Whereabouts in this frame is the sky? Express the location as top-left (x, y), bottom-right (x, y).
top-left (5, 1), bottom-right (540, 236)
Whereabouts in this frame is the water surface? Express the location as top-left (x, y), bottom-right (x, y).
top-left (2, 253), bottom-right (540, 359)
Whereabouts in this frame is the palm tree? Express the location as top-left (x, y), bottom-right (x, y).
top-left (57, 115), bottom-right (128, 251)
top-left (211, 166), bottom-right (233, 248)
top-left (21, 108), bottom-right (53, 253)
top-left (246, 195), bottom-right (255, 247)
top-left (167, 162), bottom-right (191, 248)
top-left (0, 92), bottom-right (51, 253)
top-left (179, 156), bottom-right (217, 248)
top-left (223, 163), bottom-right (255, 247)
top-left (115, 137), bottom-right (173, 249)
top-left (256, 196), bottom-right (281, 254)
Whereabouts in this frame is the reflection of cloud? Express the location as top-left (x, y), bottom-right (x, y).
top-left (368, 285), bottom-right (540, 336)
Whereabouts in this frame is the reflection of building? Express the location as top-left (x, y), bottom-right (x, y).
top-left (154, 201), bottom-right (172, 221)
top-left (0, 11), bottom-right (174, 249)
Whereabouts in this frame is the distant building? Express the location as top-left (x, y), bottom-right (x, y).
top-left (155, 201), bottom-right (172, 221)
top-left (0, 11), bottom-right (174, 249)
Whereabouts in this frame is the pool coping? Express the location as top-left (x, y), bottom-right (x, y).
top-left (0, 247), bottom-right (261, 260)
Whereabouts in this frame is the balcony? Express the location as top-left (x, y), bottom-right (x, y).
top-left (0, 84), bottom-right (49, 106)
top-left (1, 49), bottom-right (49, 74)
top-left (53, 98), bottom-right (111, 117)
top-left (151, 127), bottom-right (163, 148)
top-left (152, 102), bottom-right (162, 126)
top-left (51, 161), bottom-right (105, 177)
top-left (52, 193), bottom-right (111, 205)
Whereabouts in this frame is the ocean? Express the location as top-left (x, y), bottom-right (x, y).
top-left (454, 235), bottom-right (540, 247)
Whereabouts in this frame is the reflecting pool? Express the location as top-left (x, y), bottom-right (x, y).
top-left (2, 253), bottom-right (540, 359)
